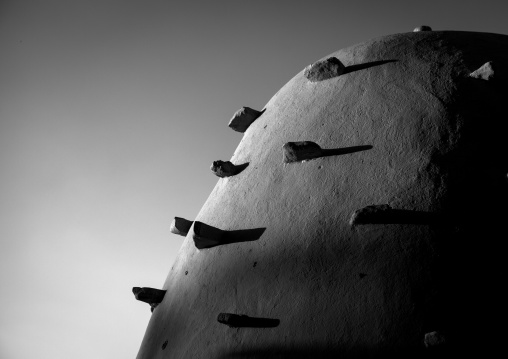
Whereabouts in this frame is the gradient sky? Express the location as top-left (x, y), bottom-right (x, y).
top-left (1, 1), bottom-right (507, 358)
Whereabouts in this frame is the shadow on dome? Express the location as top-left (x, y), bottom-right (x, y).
top-left (215, 343), bottom-right (437, 359)
top-left (192, 221), bottom-right (266, 249)
top-left (343, 59), bottom-right (398, 75)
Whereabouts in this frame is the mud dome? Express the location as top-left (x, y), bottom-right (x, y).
top-left (136, 31), bottom-right (508, 358)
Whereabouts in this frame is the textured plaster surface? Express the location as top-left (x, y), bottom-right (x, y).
top-left (137, 31), bottom-right (508, 358)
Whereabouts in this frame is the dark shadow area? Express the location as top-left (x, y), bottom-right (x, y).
top-left (384, 209), bottom-right (443, 225)
top-left (343, 60), bottom-right (398, 75)
top-left (217, 313), bottom-right (280, 328)
top-left (159, 201), bottom-right (503, 358)
top-left (232, 162), bottom-right (249, 175)
top-left (222, 227), bottom-right (266, 244)
top-left (284, 142), bottom-right (372, 163)
top-left (321, 145), bottom-right (373, 157)
top-left (192, 221), bottom-right (266, 249)
top-left (216, 344), bottom-right (435, 359)
top-left (350, 205), bottom-right (444, 226)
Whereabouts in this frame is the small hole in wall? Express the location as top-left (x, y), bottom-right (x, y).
top-left (253, 262), bottom-right (257, 267)
top-left (359, 273), bottom-right (367, 279)
top-left (263, 125), bottom-right (267, 129)
top-left (185, 271), bottom-right (188, 275)
top-left (162, 340), bottom-right (168, 350)
top-left (318, 165), bottom-right (323, 169)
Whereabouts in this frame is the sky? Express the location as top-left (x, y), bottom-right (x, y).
top-left (1, 0), bottom-right (507, 358)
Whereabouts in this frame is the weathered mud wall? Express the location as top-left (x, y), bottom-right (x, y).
top-left (136, 31), bottom-right (508, 358)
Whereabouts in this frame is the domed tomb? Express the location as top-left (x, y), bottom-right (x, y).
top-left (135, 30), bottom-right (508, 358)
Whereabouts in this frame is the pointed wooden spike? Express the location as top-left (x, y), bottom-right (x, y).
top-left (228, 107), bottom-right (263, 133)
top-left (132, 287), bottom-right (166, 305)
top-left (170, 217), bottom-right (193, 236)
top-left (217, 313), bottom-right (247, 327)
top-left (470, 61), bottom-right (495, 80)
top-left (349, 204), bottom-right (392, 226)
top-left (282, 141), bottom-right (323, 163)
top-left (413, 25), bottom-right (432, 32)
top-left (210, 160), bottom-right (237, 177)
top-left (424, 331), bottom-right (446, 348)
top-left (210, 161), bottom-right (248, 178)
top-left (304, 57), bottom-right (345, 82)
top-left (191, 221), bottom-right (225, 249)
